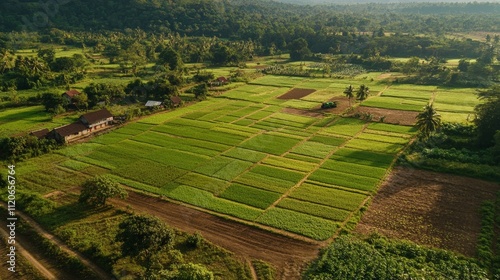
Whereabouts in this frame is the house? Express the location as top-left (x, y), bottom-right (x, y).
top-left (145, 100), bottom-right (163, 108)
top-left (79, 108), bottom-right (114, 131)
top-left (62, 89), bottom-right (81, 102)
top-left (52, 108), bottom-right (114, 143)
top-left (169, 96), bottom-right (182, 107)
top-left (52, 122), bottom-right (90, 143)
top-left (211, 76), bottom-right (229, 87)
top-left (29, 128), bottom-right (50, 139)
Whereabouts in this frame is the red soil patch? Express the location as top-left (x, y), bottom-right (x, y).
top-left (278, 88), bottom-right (316, 100)
top-left (350, 106), bottom-right (418, 126)
top-left (356, 167), bottom-right (500, 257)
top-left (282, 108), bottom-right (324, 118)
top-left (313, 96), bottom-right (352, 115)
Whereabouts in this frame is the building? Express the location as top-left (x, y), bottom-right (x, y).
top-left (145, 100), bottom-right (163, 108)
top-left (169, 96), bottom-right (182, 107)
top-left (211, 76), bottom-right (229, 87)
top-left (52, 108), bottom-right (114, 143)
top-left (29, 128), bottom-right (50, 139)
top-left (79, 108), bottom-right (114, 131)
top-left (62, 89), bottom-right (81, 102)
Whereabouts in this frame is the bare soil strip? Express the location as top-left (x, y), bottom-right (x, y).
top-left (351, 107), bottom-right (418, 125)
top-left (278, 88), bottom-right (316, 100)
top-left (356, 167), bottom-right (500, 257)
top-left (110, 191), bottom-right (322, 280)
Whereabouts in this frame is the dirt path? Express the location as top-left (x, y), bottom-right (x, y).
top-left (110, 191), bottom-right (322, 280)
top-left (0, 223), bottom-right (56, 279)
top-left (0, 202), bottom-right (112, 280)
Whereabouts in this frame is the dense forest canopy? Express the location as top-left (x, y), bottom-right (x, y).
top-left (0, 0), bottom-right (498, 36)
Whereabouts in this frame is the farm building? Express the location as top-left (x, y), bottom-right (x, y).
top-left (169, 96), bottom-right (182, 107)
top-left (145, 100), bottom-right (163, 108)
top-left (29, 128), bottom-right (50, 139)
top-left (62, 89), bottom-right (81, 102)
top-left (79, 108), bottom-right (114, 131)
top-left (52, 108), bottom-right (114, 143)
top-left (211, 76), bottom-right (229, 87)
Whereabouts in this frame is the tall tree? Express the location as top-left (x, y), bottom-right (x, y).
top-left (356, 84), bottom-right (370, 101)
top-left (343, 85), bottom-right (354, 107)
top-left (416, 103), bottom-right (441, 139)
top-left (79, 176), bottom-right (127, 207)
top-left (289, 38), bottom-right (311, 61)
top-left (475, 86), bottom-right (500, 147)
top-left (158, 46), bottom-right (183, 71)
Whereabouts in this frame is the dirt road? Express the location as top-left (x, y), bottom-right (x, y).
top-left (111, 191), bottom-right (322, 279)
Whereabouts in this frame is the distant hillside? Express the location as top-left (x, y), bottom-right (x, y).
top-left (275, 0), bottom-right (497, 4)
top-left (0, 0), bottom-right (498, 35)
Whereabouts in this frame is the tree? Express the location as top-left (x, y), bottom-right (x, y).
top-left (356, 85), bottom-right (370, 101)
top-left (37, 48), bottom-right (56, 64)
top-left (79, 175), bottom-right (127, 207)
top-left (416, 103), bottom-right (441, 139)
top-left (193, 83), bottom-right (208, 100)
top-left (289, 38), bottom-right (311, 61)
top-left (343, 85), bottom-right (354, 107)
top-left (41, 92), bottom-right (66, 113)
top-left (175, 263), bottom-right (214, 280)
top-left (475, 86), bottom-right (500, 147)
top-left (116, 215), bottom-right (175, 257)
top-left (158, 46), bottom-right (183, 71)
top-left (72, 92), bottom-right (89, 111)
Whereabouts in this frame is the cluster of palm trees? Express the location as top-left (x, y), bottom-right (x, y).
top-left (343, 84), bottom-right (370, 107)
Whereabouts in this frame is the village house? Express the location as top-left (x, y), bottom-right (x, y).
top-left (145, 100), bottom-right (163, 108)
top-left (29, 128), bottom-right (50, 139)
top-left (51, 108), bottom-right (114, 143)
top-left (62, 89), bottom-right (81, 103)
top-left (169, 96), bottom-right (182, 107)
top-left (211, 76), bottom-right (229, 87)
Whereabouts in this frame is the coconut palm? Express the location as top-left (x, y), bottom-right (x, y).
top-left (356, 84), bottom-right (370, 101)
top-left (416, 103), bottom-right (441, 139)
top-left (343, 85), bottom-right (354, 107)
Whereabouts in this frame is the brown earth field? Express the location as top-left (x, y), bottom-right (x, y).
top-left (356, 166), bottom-right (500, 257)
top-left (350, 106), bottom-right (418, 126)
top-left (110, 191), bottom-right (322, 280)
top-left (278, 88), bottom-right (316, 100)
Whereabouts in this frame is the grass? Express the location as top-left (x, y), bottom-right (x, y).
top-left (361, 97), bottom-right (426, 111)
top-left (321, 118), bottom-right (366, 137)
top-left (175, 172), bottom-right (229, 195)
top-left (196, 156), bottom-right (254, 181)
top-left (356, 132), bottom-right (410, 145)
top-left (345, 138), bottom-right (405, 154)
top-left (256, 208), bottom-right (338, 240)
top-left (367, 122), bottom-right (417, 134)
top-left (290, 141), bottom-right (336, 159)
top-left (220, 183), bottom-right (281, 209)
top-left (223, 147), bottom-right (268, 163)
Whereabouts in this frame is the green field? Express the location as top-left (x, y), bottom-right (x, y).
top-left (13, 75), bottom-right (474, 241)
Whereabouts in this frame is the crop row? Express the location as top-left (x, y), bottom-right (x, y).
top-left (152, 123), bottom-right (245, 146)
top-left (289, 182), bottom-right (367, 211)
top-left (239, 133), bottom-right (302, 155)
top-left (196, 156), bottom-right (254, 181)
top-left (345, 138), bottom-right (404, 154)
top-left (220, 183), bottom-right (282, 209)
top-left (175, 172), bottom-right (230, 195)
top-left (356, 132), bottom-right (409, 145)
top-left (262, 155), bottom-right (317, 172)
top-left (132, 131), bottom-right (228, 154)
top-left (361, 97), bottom-right (424, 111)
top-left (278, 198), bottom-right (351, 222)
top-left (309, 168), bottom-right (380, 192)
top-left (367, 122), bottom-right (417, 134)
top-left (290, 141), bottom-right (336, 159)
top-left (113, 159), bottom-right (187, 188)
top-left (320, 160), bottom-right (387, 180)
top-left (223, 147), bottom-right (267, 163)
top-left (256, 208), bottom-right (338, 241)
top-left (321, 118), bottom-right (366, 137)
top-left (234, 172), bottom-right (296, 193)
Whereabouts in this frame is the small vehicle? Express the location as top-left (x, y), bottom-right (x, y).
top-left (321, 101), bottom-right (337, 109)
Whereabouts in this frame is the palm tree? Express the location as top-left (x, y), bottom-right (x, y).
top-left (356, 84), bottom-right (370, 101)
top-left (416, 103), bottom-right (441, 139)
top-left (343, 85), bottom-right (354, 107)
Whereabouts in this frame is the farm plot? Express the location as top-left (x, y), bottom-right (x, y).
top-left (361, 96), bottom-right (427, 111)
top-left (432, 89), bottom-right (481, 123)
top-left (17, 77), bottom-right (422, 241)
top-left (278, 88), bottom-right (316, 100)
